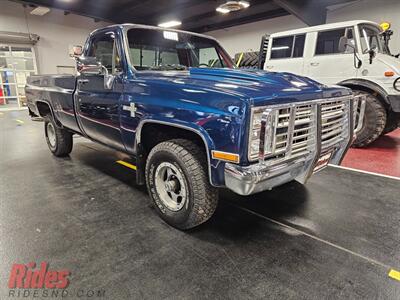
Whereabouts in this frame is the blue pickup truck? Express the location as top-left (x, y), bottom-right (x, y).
top-left (26, 24), bottom-right (364, 229)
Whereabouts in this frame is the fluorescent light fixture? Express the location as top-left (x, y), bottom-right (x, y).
top-left (30, 6), bottom-right (51, 16)
top-left (163, 31), bottom-right (179, 41)
top-left (216, 7), bottom-right (230, 14)
top-left (272, 46), bottom-right (290, 51)
top-left (158, 20), bottom-right (182, 28)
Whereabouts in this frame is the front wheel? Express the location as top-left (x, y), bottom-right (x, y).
top-left (352, 90), bottom-right (386, 147)
top-left (382, 111), bottom-right (400, 135)
top-left (44, 117), bottom-right (73, 157)
top-left (145, 139), bottom-right (218, 230)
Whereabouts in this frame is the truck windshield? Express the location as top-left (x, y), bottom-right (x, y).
top-left (359, 24), bottom-right (389, 54)
top-left (126, 28), bottom-right (234, 71)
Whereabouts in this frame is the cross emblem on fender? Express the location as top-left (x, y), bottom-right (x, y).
top-left (123, 102), bottom-right (137, 117)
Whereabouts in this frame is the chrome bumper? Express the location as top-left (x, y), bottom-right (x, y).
top-left (224, 156), bottom-right (313, 195)
top-left (224, 95), bottom-right (366, 196)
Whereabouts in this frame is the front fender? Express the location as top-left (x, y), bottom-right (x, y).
top-left (135, 116), bottom-right (235, 187)
top-left (338, 78), bottom-right (389, 104)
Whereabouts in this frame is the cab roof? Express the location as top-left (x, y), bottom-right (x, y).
top-left (270, 20), bottom-right (380, 37)
top-left (89, 23), bottom-right (217, 41)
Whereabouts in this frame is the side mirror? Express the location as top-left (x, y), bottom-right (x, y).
top-left (77, 56), bottom-right (102, 74)
top-left (76, 56), bottom-right (115, 90)
top-left (338, 36), bottom-right (348, 53)
top-left (338, 36), bottom-right (362, 69)
top-left (69, 45), bottom-right (83, 58)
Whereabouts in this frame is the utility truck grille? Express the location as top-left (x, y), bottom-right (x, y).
top-left (249, 96), bottom-right (354, 164)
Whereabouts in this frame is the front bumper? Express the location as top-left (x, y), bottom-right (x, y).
top-left (224, 156), bottom-right (313, 195)
top-left (387, 94), bottom-right (400, 112)
top-left (224, 96), bottom-right (365, 196)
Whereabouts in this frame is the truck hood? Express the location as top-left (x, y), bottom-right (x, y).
top-left (134, 68), bottom-right (350, 106)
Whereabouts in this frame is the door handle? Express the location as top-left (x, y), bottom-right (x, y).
top-left (265, 65), bottom-right (274, 69)
top-left (310, 62), bottom-right (319, 67)
top-left (78, 79), bottom-right (89, 85)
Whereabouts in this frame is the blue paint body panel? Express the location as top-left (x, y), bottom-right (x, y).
top-left (25, 25), bottom-right (352, 187)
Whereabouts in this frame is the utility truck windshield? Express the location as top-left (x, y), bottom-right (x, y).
top-left (359, 24), bottom-right (389, 54)
top-left (127, 28), bottom-right (234, 71)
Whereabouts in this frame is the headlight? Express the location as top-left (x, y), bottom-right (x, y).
top-left (394, 77), bottom-right (400, 92)
top-left (248, 107), bottom-right (278, 161)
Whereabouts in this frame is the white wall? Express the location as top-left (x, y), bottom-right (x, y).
top-left (0, 0), bottom-right (110, 74)
top-left (207, 0), bottom-right (400, 56)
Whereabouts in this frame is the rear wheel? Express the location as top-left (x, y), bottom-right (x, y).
top-left (352, 90), bottom-right (386, 147)
top-left (145, 139), bottom-right (218, 230)
top-left (44, 117), bottom-right (73, 157)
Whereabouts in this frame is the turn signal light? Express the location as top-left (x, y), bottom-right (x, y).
top-left (211, 151), bottom-right (240, 163)
top-left (385, 71), bottom-right (395, 77)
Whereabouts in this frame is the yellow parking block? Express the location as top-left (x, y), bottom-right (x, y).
top-left (116, 160), bottom-right (137, 170)
top-left (389, 269), bottom-right (400, 281)
top-left (15, 119), bottom-right (24, 124)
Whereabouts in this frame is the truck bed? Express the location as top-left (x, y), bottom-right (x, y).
top-left (26, 74), bottom-right (80, 132)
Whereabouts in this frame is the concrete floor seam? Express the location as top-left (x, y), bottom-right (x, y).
top-left (329, 164), bottom-right (400, 181)
top-left (230, 203), bottom-right (394, 271)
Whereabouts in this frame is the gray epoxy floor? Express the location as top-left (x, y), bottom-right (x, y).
top-left (1, 110), bottom-right (400, 299)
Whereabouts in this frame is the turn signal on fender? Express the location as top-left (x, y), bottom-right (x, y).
top-left (211, 151), bottom-right (240, 163)
top-left (384, 71), bottom-right (395, 77)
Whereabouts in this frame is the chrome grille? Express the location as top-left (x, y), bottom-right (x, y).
top-left (262, 104), bottom-right (317, 164)
top-left (256, 97), bottom-right (351, 165)
top-left (321, 100), bottom-right (349, 152)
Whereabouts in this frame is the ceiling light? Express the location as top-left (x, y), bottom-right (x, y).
top-left (30, 6), bottom-right (51, 16)
top-left (216, 1), bottom-right (250, 14)
top-left (158, 20), bottom-right (182, 28)
top-left (216, 7), bottom-right (230, 14)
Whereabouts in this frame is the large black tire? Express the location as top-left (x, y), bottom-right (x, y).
top-left (145, 139), bottom-right (218, 230)
top-left (382, 111), bottom-right (400, 135)
top-left (352, 90), bottom-right (386, 147)
top-left (234, 51), bottom-right (260, 69)
top-left (44, 117), bottom-right (73, 157)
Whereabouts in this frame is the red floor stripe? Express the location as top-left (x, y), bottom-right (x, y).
top-left (342, 129), bottom-right (400, 178)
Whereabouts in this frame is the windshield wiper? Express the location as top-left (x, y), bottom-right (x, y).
top-left (150, 64), bottom-right (187, 71)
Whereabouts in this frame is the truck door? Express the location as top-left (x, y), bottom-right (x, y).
top-left (305, 27), bottom-right (358, 85)
top-left (75, 31), bottom-right (125, 151)
top-left (264, 34), bottom-right (306, 75)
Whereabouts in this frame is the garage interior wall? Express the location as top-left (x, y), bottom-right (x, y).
top-left (0, 0), bottom-right (110, 74)
top-left (207, 0), bottom-right (400, 56)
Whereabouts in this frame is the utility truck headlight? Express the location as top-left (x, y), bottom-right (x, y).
top-left (394, 77), bottom-right (400, 92)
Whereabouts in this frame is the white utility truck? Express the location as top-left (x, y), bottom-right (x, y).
top-left (259, 20), bottom-right (400, 147)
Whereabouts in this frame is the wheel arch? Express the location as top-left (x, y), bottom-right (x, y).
top-left (338, 79), bottom-right (390, 109)
top-left (135, 119), bottom-right (216, 186)
top-left (36, 100), bottom-right (62, 126)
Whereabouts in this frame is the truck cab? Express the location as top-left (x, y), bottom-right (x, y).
top-left (260, 20), bottom-right (400, 147)
top-left (26, 24), bottom-right (362, 230)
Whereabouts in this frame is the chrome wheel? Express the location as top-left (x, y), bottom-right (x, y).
top-left (46, 122), bottom-right (56, 148)
top-left (154, 162), bottom-right (187, 212)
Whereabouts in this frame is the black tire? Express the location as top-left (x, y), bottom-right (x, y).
top-left (352, 90), bottom-right (386, 147)
top-left (235, 51), bottom-right (260, 68)
top-left (44, 116), bottom-right (73, 157)
top-left (145, 139), bottom-right (218, 230)
top-left (382, 111), bottom-right (399, 135)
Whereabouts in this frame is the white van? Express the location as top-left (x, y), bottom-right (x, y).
top-left (260, 20), bottom-right (400, 147)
